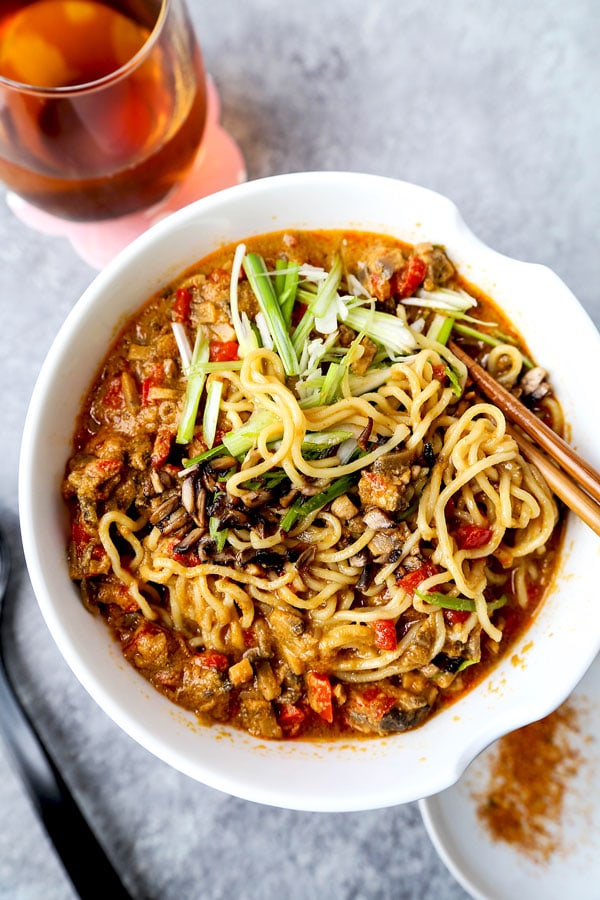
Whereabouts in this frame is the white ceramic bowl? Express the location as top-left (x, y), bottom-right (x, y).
top-left (19, 172), bottom-right (600, 812)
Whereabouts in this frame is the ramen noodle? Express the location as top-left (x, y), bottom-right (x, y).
top-left (63, 230), bottom-right (563, 739)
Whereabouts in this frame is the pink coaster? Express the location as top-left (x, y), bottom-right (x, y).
top-left (6, 77), bottom-right (246, 269)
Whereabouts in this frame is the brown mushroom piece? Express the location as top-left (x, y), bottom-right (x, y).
top-left (342, 682), bottom-right (436, 735)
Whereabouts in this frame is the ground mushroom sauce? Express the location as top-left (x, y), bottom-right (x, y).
top-left (62, 229), bottom-right (565, 740)
top-left (475, 700), bottom-right (584, 862)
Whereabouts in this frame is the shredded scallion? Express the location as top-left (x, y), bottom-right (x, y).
top-left (176, 326), bottom-right (209, 444)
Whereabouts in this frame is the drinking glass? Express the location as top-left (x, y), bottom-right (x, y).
top-left (0, 0), bottom-right (207, 221)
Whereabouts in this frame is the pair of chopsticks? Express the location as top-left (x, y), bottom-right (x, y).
top-left (449, 341), bottom-right (600, 538)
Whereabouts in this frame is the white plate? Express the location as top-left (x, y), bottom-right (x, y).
top-left (419, 653), bottom-right (600, 899)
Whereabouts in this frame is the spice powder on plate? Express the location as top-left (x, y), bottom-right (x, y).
top-left (474, 700), bottom-right (583, 863)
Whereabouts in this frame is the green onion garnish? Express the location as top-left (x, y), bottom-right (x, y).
top-left (202, 379), bottom-right (223, 449)
top-left (184, 444), bottom-right (227, 467)
top-left (427, 313), bottom-right (454, 346)
top-left (292, 253), bottom-right (344, 352)
top-left (344, 306), bottom-right (416, 355)
top-left (452, 322), bottom-right (533, 369)
top-left (176, 326), bottom-right (210, 444)
top-left (415, 590), bottom-right (508, 613)
top-left (277, 260), bottom-right (300, 329)
top-left (243, 253), bottom-right (299, 376)
top-left (281, 473), bottom-right (357, 532)
top-left (222, 408), bottom-right (281, 458)
top-left (209, 516), bottom-right (228, 552)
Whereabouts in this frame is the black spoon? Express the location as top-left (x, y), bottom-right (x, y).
top-left (0, 526), bottom-right (132, 899)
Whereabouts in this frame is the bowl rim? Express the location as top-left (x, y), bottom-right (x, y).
top-left (18, 171), bottom-right (600, 811)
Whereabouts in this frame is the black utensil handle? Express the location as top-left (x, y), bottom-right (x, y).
top-left (0, 671), bottom-right (132, 899)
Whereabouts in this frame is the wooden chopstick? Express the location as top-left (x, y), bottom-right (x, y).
top-left (448, 340), bottom-right (600, 537)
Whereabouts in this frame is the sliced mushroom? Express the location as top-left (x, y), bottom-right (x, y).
top-left (156, 506), bottom-right (191, 536)
top-left (520, 365), bottom-right (551, 401)
top-left (363, 507), bottom-right (396, 529)
top-left (173, 528), bottom-right (204, 554)
top-left (149, 491), bottom-right (181, 525)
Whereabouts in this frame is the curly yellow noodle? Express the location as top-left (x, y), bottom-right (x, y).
top-left (95, 338), bottom-right (558, 693)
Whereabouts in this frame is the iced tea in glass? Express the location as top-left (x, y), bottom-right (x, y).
top-left (0, 0), bottom-right (207, 220)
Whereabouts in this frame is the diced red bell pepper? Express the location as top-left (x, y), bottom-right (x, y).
top-left (306, 671), bottom-right (334, 723)
top-left (209, 340), bottom-right (239, 362)
top-left (103, 376), bottom-right (124, 410)
top-left (354, 686), bottom-right (397, 721)
top-left (432, 363), bottom-right (448, 384)
top-left (94, 458), bottom-right (122, 477)
top-left (173, 287), bottom-right (192, 323)
top-left (243, 627), bottom-right (257, 648)
top-left (151, 426), bottom-right (173, 468)
top-left (141, 363), bottom-right (164, 406)
top-left (394, 256), bottom-right (427, 299)
top-left (397, 562), bottom-right (440, 594)
top-left (171, 550), bottom-right (202, 567)
top-left (443, 609), bottom-right (471, 627)
top-left (277, 702), bottom-right (307, 735)
top-left (372, 618), bottom-right (398, 651)
top-left (455, 524), bottom-right (493, 550)
top-left (196, 650), bottom-right (229, 671)
top-left (71, 520), bottom-right (106, 561)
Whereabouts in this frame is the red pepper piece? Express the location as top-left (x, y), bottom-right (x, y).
top-left (151, 426), bottom-right (173, 468)
top-left (432, 363), bottom-right (448, 384)
top-left (103, 376), bottom-right (124, 410)
top-left (277, 703), bottom-right (307, 735)
top-left (208, 340), bottom-right (239, 362)
top-left (306, 671), bottom-right (334, 723)
top-left (355, 686), bottom-right (397, 721)
top-left (443, 609), bottom-right (471, 627)
top-left (372, 618), bottom-right (398, 650)
top-left (397, 562), bottom-right (440, 594)
top-left (71, 520), bottom-right (106, 561)
top-left (455, 524), bottom-right (493, 550)
top-left (196, 650), bottom-right (229, 671)
top-left (173, 287), bottom-right (192, 323)
top-left (394, 256), bottom-right (427, 298)
top-left (141, 363), bottom-right (164, 406)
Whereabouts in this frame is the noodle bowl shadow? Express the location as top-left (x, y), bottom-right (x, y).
top-left (19, 172), bottom-right (600, 811)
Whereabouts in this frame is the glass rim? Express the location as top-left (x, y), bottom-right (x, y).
top-left (0, 0), bottom-right (172, 97)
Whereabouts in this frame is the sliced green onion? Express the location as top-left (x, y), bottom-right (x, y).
top-left (445, 365), bottom-right (463, 397)
top-left (275, 257), bottom-right (287, 297)
top-left (415, 590), bottom-right (508, 613)
top-left (427, 313), bottom-right (454, 346)
top-left (301, 430), bottom-right (353, 451)
top-left (209, 516), bottom-right (228, 552)
top-left (183, 444), bottom-right (228, 467)
top-left (292, 254), bottom-right (344, 352)
top-left (457, 659), bottom-right (478, 672)
top-left (405, 287), bottom-right (477, 312)
top-left (243, 253), bottom-right (299, 376)
top-left (202, 379), bottom-right (223, 449)
top-left (347, 367), bottom-right (393, 396)
top-left (344, 306), bottom-right (416, 355)
top-left (278, 261), bottom-right (300, 328)
top-left (281, 473), bottom-right (357, 532)
top-left (192, 360), bottom-right (243, 374)
top-left (242, 468), bottom-right (289, 491)
top-left (229, 243), bottom-right (259, 357)
top-left (453, 322), bottom-right (533, 369)
top-left (171, 322), bottom-right (193, 374)
top-left (222, 408), bottom-right (281, 458)
top-left (176, 326), bottom-right (210, 444)
top-left (319, 361), bottom-right (346, 405)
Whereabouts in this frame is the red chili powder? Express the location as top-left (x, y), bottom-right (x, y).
top-left (474, 701), bottom-right (583, 863)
